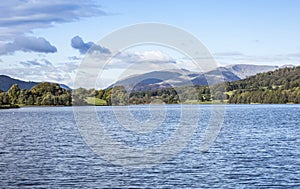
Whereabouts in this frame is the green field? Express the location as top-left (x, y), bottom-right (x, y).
top-left (86, 97), bottom-right (107, 106)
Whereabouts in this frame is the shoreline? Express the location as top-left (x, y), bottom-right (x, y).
top-left (0, 104), bottom-right (20, 109)
top-left (1, 103), bottom-right (299, 109)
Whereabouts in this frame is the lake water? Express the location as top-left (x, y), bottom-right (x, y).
top-left (0, 105), bottom-right (299, 188)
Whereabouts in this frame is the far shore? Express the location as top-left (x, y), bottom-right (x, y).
top-left (0, 104), bottom-right (20, 109)
top-left (2, 102), bottom-right (299, 110)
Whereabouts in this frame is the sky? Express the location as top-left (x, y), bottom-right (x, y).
top-left (0, 0), bottom-right (300, 88)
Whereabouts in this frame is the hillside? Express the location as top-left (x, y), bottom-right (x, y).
top-left (227, 66), bottom-right (300, 104)
top-left (0, 75), bottom-right (71, 91)
top-left (0, 75), bottom-right (38, 91)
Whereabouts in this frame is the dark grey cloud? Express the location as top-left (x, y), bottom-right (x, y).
top-left (0, 0), bottom-right (106, 40)
top-left (19, 59), bottom-right (54, 67)
top-left (20, 60), bottom-right (42, 67)
top-left (0, 36), bottom-right (57, 55)
top-left (71, 36), bottom-right (111, 54)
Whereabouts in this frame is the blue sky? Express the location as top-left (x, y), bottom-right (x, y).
top-left (0, 0), bottom-right (300, 88)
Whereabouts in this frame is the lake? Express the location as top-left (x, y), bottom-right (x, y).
top-left (0, 105), bottom-right (299, 188)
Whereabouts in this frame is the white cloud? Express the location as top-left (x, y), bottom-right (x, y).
top-left (0, 59), bottom-right (79, 87)
top-left (214, 51), bottom-right (300, 66)
top-left (103, 50), bottom-right (176, 69)
top-left (0, 0), bottom-right (106, 55)
top-left (135, 50), bottom-right (176, 63)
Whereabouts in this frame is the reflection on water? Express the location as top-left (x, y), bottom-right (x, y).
top-left (0, 105), bottom-right (300, 188)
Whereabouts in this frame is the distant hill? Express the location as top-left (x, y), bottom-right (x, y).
top-left (225, 64), bottom-right (278, 79)
top-left (59, 84), bottom-right (72, 90)
top-left (227, 66), bottom-right (300, 104)
top-left (0, 75), bottom-right (71, 91)
top-left (0, 75), bottom-right (38, 91)
top-left (111, 64), bottom-right (279, 91)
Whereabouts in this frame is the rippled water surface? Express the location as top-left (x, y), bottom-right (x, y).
top-left (1, 105), bottom-right (300, 188)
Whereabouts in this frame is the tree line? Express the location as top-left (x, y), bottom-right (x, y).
top-left (0, 82), bottom-right (72, 107)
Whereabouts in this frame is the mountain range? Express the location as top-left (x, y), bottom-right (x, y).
top-left (0, 64), bottom-right (291, 92)
top-left (112, 64), bottom-right (280, 91)
top-left (0, 75), bottom-right (71, 91)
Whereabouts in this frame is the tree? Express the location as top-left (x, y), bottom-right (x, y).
top-left (8, 84), bottom-right (20, 104)
top-left (0, 92), bottom-right (11, 105)
top-left (30, 82), bottom-right (72, 106)
top-left (41, 92), bottom-right (53, 105)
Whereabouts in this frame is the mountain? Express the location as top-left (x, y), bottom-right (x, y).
top-left (225, 64), bottom-right (279, 79)
top-left (59, 84), bottom-right (72, 90)
top-left (0, 75), bottom-right (71, 91)
top-left (0, 75), bottom-right (38, 91)
top-left (111, 64), bottom-right (279, 91)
